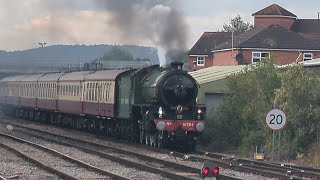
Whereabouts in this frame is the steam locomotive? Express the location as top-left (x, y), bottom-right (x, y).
top-left (0, 62), bottom-right (206, 149)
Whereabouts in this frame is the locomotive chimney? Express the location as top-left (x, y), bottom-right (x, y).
top-left (170, 61), bottom-right (184, 70)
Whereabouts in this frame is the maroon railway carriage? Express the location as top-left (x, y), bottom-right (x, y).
top-left (37, 73), bottom-right (65, 111)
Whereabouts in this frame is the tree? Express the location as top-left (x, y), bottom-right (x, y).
top-left (274, 65), bottom-right (320, 158)
top-left (203, 58), bottom-right (320, 160)
top-left (221, 14), bottom-right (253, 33)
top-left (203, 59), bottom-right (281, 152)
top-left (101, 46), bottom-right (134, 61)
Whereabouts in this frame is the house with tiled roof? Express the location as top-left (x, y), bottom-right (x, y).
top-left (188, 4), bottom-right (320, 71)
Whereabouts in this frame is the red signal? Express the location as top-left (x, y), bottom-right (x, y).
top-left (201, 160), bottom-right (220, 178)
top-left (203, 167), bottom-right (209, 175)
top-left (213, 167), bottom-right (219, 175)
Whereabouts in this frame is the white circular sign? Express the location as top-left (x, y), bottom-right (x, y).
top-left (265, 109), bottom-right (287, 131)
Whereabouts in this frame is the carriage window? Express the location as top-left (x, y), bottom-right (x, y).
top-left (94, 83), bottom-right (98, 101)
top-left (34, 83), bottom-right (36, 97)
top-left (49, 83), bottom-right (52, 98)
top-left (107, 83), bottom-right (110, 100)
top-left (108, 82), bottom-right (112, 100)
top-left (86, 83), bottom-right (89, 100)
top-left (47, 83), bottom-right (49, 98)
top-left (73, 85), bottom-right (76, 96)
top-left (91, 83), bottom-right (94, 101)
top-left (27, 83), bottom-right (29, 97)
top-left (102, 83), bottom-right (106, 101)
top-left (48, 83), bottom-right (50, 98)
top-left (40, 83), bottom-right (43, 97)
top-left (39, 83), bottom-right (41, 97)
top-left (93, 83), bottom-right (96, 101)
top-left (38, 83), bottom-right (40, 97)
top-left (44, 83), bottom-right (46, 98)
top-left (52, 84), bottom-right (54, 98)
top-left (77, 85), bottom-right (79, 96)
top-left (88, 83), bottom-right (90, 100)
top-left (30, 83), bottom-right (33, 97)
top-left (44, 83), bottom-right (47, 98)
top-left (76, 85), bottom-right (78, 97)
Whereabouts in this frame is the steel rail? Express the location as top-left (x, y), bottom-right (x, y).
top-left (0, 120), bottom-right (240, 180)
top-left (0, 132), bottom-right (130, 180)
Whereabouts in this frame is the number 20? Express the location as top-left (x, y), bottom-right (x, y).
top-left (269, 114), bottom-right (283, 124)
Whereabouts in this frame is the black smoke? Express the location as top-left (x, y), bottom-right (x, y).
top-left (94, 0), bottom-right (188, 51)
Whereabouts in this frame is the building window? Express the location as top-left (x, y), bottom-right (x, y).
top-left (303, 53), bottom-right (313, 61)
top-left (197, 56), bottom-right (205, 66)
top-left (252, 52), bottom-right (270, 63)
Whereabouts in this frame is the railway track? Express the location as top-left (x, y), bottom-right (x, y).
top-left (4, 116), bottom-right (311, 179)
top-left (0, 118), bottom-right (240, 180)
top-left (0, 132), bottom-right (130, 180)
top-left (195, 150), bottom-right (320, 179)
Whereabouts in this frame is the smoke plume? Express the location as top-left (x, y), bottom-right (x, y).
top-left (95, 0), bottom-right (189, 64)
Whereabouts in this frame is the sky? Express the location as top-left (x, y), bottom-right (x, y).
top-left (0, 0), bottom-right (319, 52)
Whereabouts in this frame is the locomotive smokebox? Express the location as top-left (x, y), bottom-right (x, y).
top-left (170, 61), bottom-right (184, 70)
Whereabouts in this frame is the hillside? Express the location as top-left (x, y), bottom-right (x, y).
top-left (0, 44), bottom-right (159, 73)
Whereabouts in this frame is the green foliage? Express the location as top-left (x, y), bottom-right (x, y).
top-left (204, 59), bottom-right (280, 153)
top-left (101, 46), bottom-right (134, 61)
top-left (274, 65), bottom-right (320, 158)
top-left (221, 14), bottom-right (253, 33)
top-left (204, 59), bottom-right (320, 159)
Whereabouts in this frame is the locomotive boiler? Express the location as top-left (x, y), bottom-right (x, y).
top-left (0, 61), bottom-right (206, 150)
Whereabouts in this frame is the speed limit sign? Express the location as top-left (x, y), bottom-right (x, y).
top-left (266, 109), bottom-right (287, 131)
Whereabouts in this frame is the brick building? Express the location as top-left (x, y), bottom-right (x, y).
top-left (188, 4), bottom-right (320, 71)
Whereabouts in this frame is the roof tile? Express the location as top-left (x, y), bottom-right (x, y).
top-left (214, 24), bottom-right (320, 51)
top-left (188, 32), bottom-right (232, 55)
top-left (252, 4), bottom-right (297, 17)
